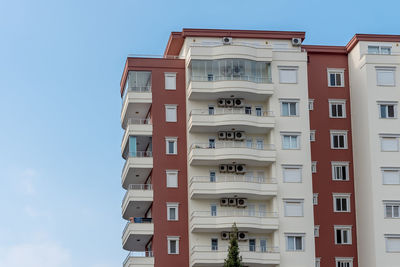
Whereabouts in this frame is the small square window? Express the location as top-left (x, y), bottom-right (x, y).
top-left (284, 199), bottom-right (304, 217)
top-left (166, 170), bottom-right (178, 188)
top-left (281, 100), bottom-right (299, 116)
top-left (382, 169), bottom-right (400, 185)
top-left (165, 73), bottom-right (177, 90)
top-left (279, 67), bottom-right (298, 84)
top-left (308, 99), bottom-right (314, 111)
top-left (282, 134), bottom-right (300, 149)
top-left (379, 103), bottom-right (397, 118)
top-left (166, 138), bottom-right (177, 155)
top-left (329, 100), bottom-right (346, 118)
top-left (333, 194), bottom-right (351, 212)
top-left (384, 201), bottom-right (400, 218)
top-left (381, 136), bottom-right (399, 152)
top-left (282, 165), bottom-right (302, 183)
top-left (385, 235), bottom-right (400, 252)
top-left (336, 258), bottom-right (353, 267)
top-left (334, 226), bottom-right (352, 245)
top-left (327, 69), bottom-right (345, 87)
top-left (167, 236), bottom-right (180, 254)
top-left (332, 162), bottom-right (350, 181)
top-left (286, 234), bottom-right (304, 251)
top-left (311, 162), bottom-right (317, 173)
top-left (167, 203), bottom-right (179, 221)
top-left (165, 105), bottom-right (177, 122)
top-left (330, 131), bottom-right (348, 149)
top-left (310, 131), bottom-right (316, 142)
top-left (376, 67), bottom-right (395, 86)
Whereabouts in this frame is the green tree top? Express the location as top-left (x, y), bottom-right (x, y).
top-left (224, 223), bottom-right (243, 267)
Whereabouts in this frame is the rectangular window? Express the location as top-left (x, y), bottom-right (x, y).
top-left (332, 162), bottom-right (350, 181)
top-left (165, 105), bottom-right (177, 122)
top-left (379, 103), bottom-right (397, 118)
top-left (167, 203), bottom-right (179, 221)
top-left (166, 170), bottom-right (178, 188)
top-left (328, 69), bottom-right (345, 87)
top-left (165, 137), bottom-right (177, 155)
top-left (368, 45), bottom-right (392, 55)
top-left (255, 107), bottom-right (262, 116)
top-left (329, 100), bottom-right (346, 118)
top-left (165, 73), bottom-right (177, 90)
top-left (167, 236), bottom-right (179, 254)
top-left (249, 239), bottom-right (256, 252)
top-left (376, 67), bottom-right (395, 86)
top-left (245, 106), bottom-right (252, 115)
top-left (312, 162), bottom-right (317, 173)
top-left (336, 258), bottom-right (353, 267)
top-left (282, 134), bottom-right (300, 149)
top-left (316, 258), bottom-right (321, 267)
top-left (384, 202), bottom-right (400, 218)
top-left (335, 226), bottom-right (352, 244)
top-left (210, 204), bottom-right (217, 216)
top-left (279, 67), bottom-right (298, 84)
top-left (284, 199), bottom-right (304, 217)
top-left (208, 106), bottom-right (215, 115)
top-left (313, 194), bottom-right (318, 205)
top-left (209, 171), bottom-right (216, 182)
top-left (281, 100), bottom-right (299, 116)
top-left (286, 234), bottom-right (304, 251)
top-left (381, 136), bottom-right (399, 152)
top-left (382, 169), bottom-right (400, 184)
top-left (211, 238), bottom-right (218, 251)
top-left (333, 194), bottom-right (351, 212)
top-left (310, 130), bottom-right (316, 142)
top-left (385, 235), bottom-right (400, 252)
top-left (282, 165), bottom-right (302, 183)
top-left (331, 131), bottom-right (348, 149)
top-left (314, 225), bottom-right (320, 237)
top-left (308, 99), bottom-right (314, 111)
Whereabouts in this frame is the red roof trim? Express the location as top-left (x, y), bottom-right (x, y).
top-left (302, 45), bottom-right (347, 54)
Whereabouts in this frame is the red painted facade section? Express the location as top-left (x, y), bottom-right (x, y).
top-left (306, 48), bottom-right (358, 266)
top-left (122, 58), bottom-right (189, 267)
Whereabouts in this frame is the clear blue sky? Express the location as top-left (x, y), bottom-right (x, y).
top-left (0, 0), bottom-right (399, 266)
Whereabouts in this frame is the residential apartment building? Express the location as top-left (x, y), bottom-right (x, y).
top-left (119, 29), bottom-right (400, 267)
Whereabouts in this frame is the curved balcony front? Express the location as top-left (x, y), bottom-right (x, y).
top-left (189, 142), bottom-right (276, 166)
top-left (122, 184), bottom-right (153, 220)
top-left (122, 153), bottom-right (153, 189)
top-left (191, 246), bottom-right (280, 267)
top-left (121, 87), bottom-right (152, 129)
top-left (189, 176), bottom-right (277, 199)
top-left (123, 251), bottom-right (154, 267)
top-left (122, 220), bottom-right (154, 251)
top-left (190, 210), bottom-right (279, 233)
top-left (121, 119), bottom-right (152, 154)
top-left (189, 109), bottom-right (274, 134)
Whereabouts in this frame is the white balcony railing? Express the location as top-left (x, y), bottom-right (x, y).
top-left (127, 118), bottom-right (152, 125)
top-left (190, 175), bottom-right (276, 184)
top-left (191, 210), bottom-right (278, 219)
top-left (122, 184), bottom-right (153, 206)
top-left (191, 75), bottom-right (272, 84)
top-left (190, 108), bottom-right (274, 117)
top-left (190, 141), bottom-right (275, 151)
top-left (192, 245), bottom-right (279, 254)
top-left (123, 251), bottom-right (154, 267)
top-left (122, 219), bottom-right (153, 237)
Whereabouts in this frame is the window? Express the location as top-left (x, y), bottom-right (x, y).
top-left (284, 199), bottom-right (304, 217)
top-left (164, 73), bottom-right (176, 90)
top-left (165, 137), bottom-right (177, 154)
top-left (384, 201), bottom-right (400, 218)
top-left (380, 135), bottom-right (399, 151)
top-left (255, 107), bottom-right (262, 116)
top-left (333, 194), bottom-right (351, 212)
top-left (249, 239), bottom-right (256, 252)
top-left (335, 226), bottom-right (352, 244)
top-left (382, 168), bottom-right (400, 184)
top-left (379, 103), bottom-right (397, 118)
top-left (385, 235), bottom-right (400, 252)
top-left (376, 67), bottom-right (395, 86)
top-left (279, 67), bottom-right (298, 84)
top-left (286, 234), bottom-right (304, 251)
top-left (336, 258), bottom-right (353, 267)
top-left (211, 238), bottom-right (218, 251)
top-left (281, 100), bottom-right (299, 116)
top-left (165, 105), bottom-right (177, 122)
top-left (314, 225), bottom-right (320, 237)
top-left (208, 106), bottom-right (215, 115)
top-left (282, 165), bottom-right (302, 183)
top-left (331, 131), bottom-right (348, 149)
top-left (311, 162), bottom-right (317, 173)
top-left (328, 69), bottom-right (344, 87)
top-left (210, 204), bottom-right (217, 216)
top-left (245, 106), bottom-right (252, 114)
top-left (313, 194), bottom-right (318, 205)
top-left (315, 258), bottom-right (321, 267)
top-left (167, 236), bottom-right (180, 254)
top-left (310, 130), bottom-right (316, 142)
top-left (332, 162), bottom-right (350, 181)
top-left (209, 138), bottom-right (216, 149)
top-left (282, 133), bottom-right (300, 149)
top-left (166, 170), bottom-right (178, 188)
top-left (308, 99), bottom-right (314, 111)
top-left (167, 203), bottom-right (179, 221)
top-left (256, 139), bottom-right (264, 149)
top-left (368, 45), bottom-right (392, 55)
top-left (209, 171), bottom-right (216, 182)
top-left (260, 239), bottom-right (267, 252)
top-left (329, 100), bottom-right (346, 118)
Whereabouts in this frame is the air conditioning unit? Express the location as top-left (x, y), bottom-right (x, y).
top-left (234, 131), bottom-right (245, 141)
top-left (292, 38), bottom-right (302, 46)
top-left (226, 131), bottom-right (234, 140)
top-left (220, 198), bottom-right (229, 206)
top-left (237, 198), bottom-right (247, 208)
top-left (238, 231), bottom-right (248, 241)
top-left (225, 99), bottom-right (234, 107)
top-left (227, 165), bottom-right (236, 173)
top-left (218, 131), bottom-right (227, 140)
top-left (217, 99), bottom-right (226, 107)
top-left (219, 165), bottom-right (227, 173)
top-left (235, 164), bottom-right (246, 174)
top-left (234, 99), bottom-right (244, 108)
top-left (222, 37), bottom-right (232, 45)
top-left (221, 232), bottom-right (230, 240)
top-left (228, 198), bottom-right (237, 206)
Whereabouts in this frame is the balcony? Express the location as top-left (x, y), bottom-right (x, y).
top-left (121, 87), bottom-right (152, 129)
top-left (122, 184), bottom-right (153, 220)
top-left (122, 151), bottom-right (153, 189)
top-left (189, 142), bottom-right (276, 166)
top-left (190, 210), bottom-right (279, 233)
top-left (191, 246), bottom-right (280, 267)
top-left (122, 119), bottom-right (152, 154)
top-left (189, 109), bottom-right (274, 134)
top-left (122, 219), bottom-right (154, 251)
top-left (189, 175), bottom-right (277, 199)
top-left (123, 251), bottom-right (154, 267)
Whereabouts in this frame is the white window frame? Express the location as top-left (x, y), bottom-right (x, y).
top-left (165, 104), bottom-right (177, 122)
top-left (376, 67), bottom-right (396, 86)
top-left (165, 137), bottom-right (178, 155)
top-left (329, 99), bottom-right (346, 118)
top-left (335, 257), bottom-right (353, 267)
top-left (378, 101), bottom-right (398, 119)
top-left (164, 72), bottom-right (177, 90)
top-left (315, 258), bottom-right (321, 267)
top-left (280, 99), bottom-right (299, 117)
top-left (285, 233), bottom-right (305, 251)
top-left (283, 199), bottom-right (304, 217)
top-left (312, 161), bottom-right (317, 173)
top-left (334, 225), bottom-right (352, 245)
top-left (167, 202), bottom-right (179, 221)
top-left (383, 201), bottom-right (400, 219)
top-left (333, 193), bottom-right (351, 212)
top-left (385, 234), bottom-right (400, 252)
top-left (282, 165), bottom-right (302, 183)
top-left (380, 134), bottom-right (400, 152)
top-left (331, 162), bottom-right (350, 181)
top-left (281, 132), bottom-right (301, 150)
top-left (166, 170), bottom-right (178, 188)
top-left (327, 68), bottom-right (345, 87)
top-left (382, 167), bottom-right (400, 185)
top-left (368, 45), bottom-right (392, 55)
top-left (167, 236), bottom-right (180, 254)
top-left (278, 66), bottom-right (298, 84)
top-left (308, 99), bottom-right (314, 111)
top-left (310, 130), bottom-right (316, 142)
top-left (330, 130), bottom-right (348, 149)
top-left (314, 225), bottom-right (320, 237)
top-left (313, 193), bottom-right (318, 205)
